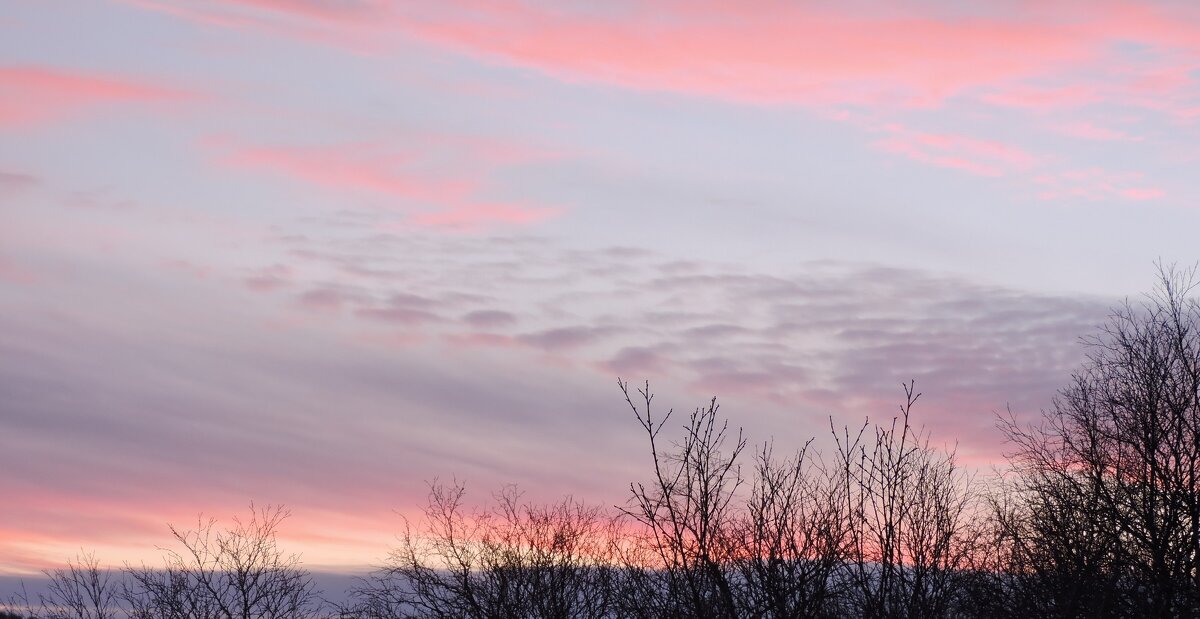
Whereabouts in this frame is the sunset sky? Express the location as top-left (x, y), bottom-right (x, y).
top-left (3, 0), bottom-right (1200, 575)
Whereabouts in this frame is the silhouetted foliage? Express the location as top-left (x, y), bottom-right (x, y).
top-left (996, 264), bottom-right (1200, 617)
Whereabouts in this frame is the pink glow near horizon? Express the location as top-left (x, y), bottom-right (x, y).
top-left (2, 0), bottom-right (1199, 576)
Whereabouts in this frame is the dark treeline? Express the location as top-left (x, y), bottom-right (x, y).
top-left (7, 267), bottom-right (1200, 618)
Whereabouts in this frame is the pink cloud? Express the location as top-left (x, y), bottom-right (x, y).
top-left (0, 66), bottom-right (190, 128)
top-left (1052, 121), bottom-right (1141, 142)
top-left (160, 259), bottom-right (212, 279)
top-left (979, 85), bottom-right (1102, 111)
top-left (118, 0), bottom-right (258, 29)
top-left (124, 1), bottom-right (1200, 118)
top-left (397, 2), bottom-right (1093, 108)
top-left (120, 0), bottom-right (409, 54)
top-left (1035, 168), bottom-right (1166, 202)
top-left (0, 255), bottom-right (39, 285)
top-left (873, 125), bottom-right (1038, 177)
top-left (218, 0), bottom-right (386, 22)
top-left (110, 2), bottom-right (1066, 107)
top-left (223, 144), bottom-right (475, 202)
top-left (124, 1), bottom-right (1200, 207)
top-left (1121, 187), bottom-right (1166, 201)
top-left (406, 202), bottom-right (559, 231)
top-left (220, 138), bottom-right (561, 230)
top-left (243, 264), bottom-right (295, 291)
top-left (224, 133), bottom-right (556, 197)
top-left (395, 2), bottom-right (1200, 116)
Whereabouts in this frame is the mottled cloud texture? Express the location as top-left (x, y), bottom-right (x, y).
top-left (1, 0), bottom-right (1196, 576)
top-left (1, 217), bottom-right (1109, 571)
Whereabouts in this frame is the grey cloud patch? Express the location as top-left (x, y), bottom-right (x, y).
top-left (351, 291), bottom-right (462, 324)
top-left (244, 264), bottom-right (294, 291)
top-left (0, 266), bottom-right (640, 550)
top-left (463, 309), bottom-right (517, 328)
top-left (355, 306), bottom-right (441, 324)
top-left (254, 232), bottom-right (1112, 451)
top-left (603, 345), bottom-right (668, 375)
top-left (63, 188), bottom-right (139, 211)
top-left (517, 326), bottom-right (612, 350)
top-left (684, 323), bottom-right (754, 339)
top-left (384, 292), bottom-right (438, 309)
top-left (0, 170), bottom-right (38, 194)
top-left (297, 287), bottom-right (365, 312)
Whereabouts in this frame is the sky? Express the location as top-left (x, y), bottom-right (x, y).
top-left (2, 0), bottom-right (1199, 575)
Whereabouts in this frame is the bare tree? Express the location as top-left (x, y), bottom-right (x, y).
top-left (615, 379), bottom-right (745, 619)
top-left (352, 479), bottom-right (615, 619)
top-left (0, 553), bottom-right (120, 619)
top-left (38, 552), bottom-right (118, 619)
top-left (833, 382), bottom-right (978, 618)
top-left (728, 440), bottom-right (848, 618)
top-left (977, 468), bottom-right (1125, 618)
top-left (999, 264), bottom-right (1200, 616)
top-left (123, 504), bottom-right (320, 619)
top-left (3, 583), bottom-right (38, 619)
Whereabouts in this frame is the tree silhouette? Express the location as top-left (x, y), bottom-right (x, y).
top-left (832, 382), bottom-right (979, 618)
top-left (998, 264), bottom-right (1200, 616)
top-left (728, 438), bottom-right (848, 617)
top-left (615, 379), bottom-right (744, 619)
top-left (123, 504), bottom-right (320, 619)
top-left (41, 552), bottom-right (117, 619)
top-left (349, 480), bottom-right (616, 619)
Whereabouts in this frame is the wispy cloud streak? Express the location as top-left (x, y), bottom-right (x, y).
top-left (0, 66), bottom-right (190, 128)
